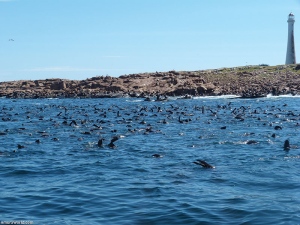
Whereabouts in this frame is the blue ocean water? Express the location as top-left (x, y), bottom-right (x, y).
top-left (0, 96), bottom-right (299, 224)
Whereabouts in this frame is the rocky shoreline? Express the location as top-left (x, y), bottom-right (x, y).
top-left (1, 64), bottom-right (300, 99)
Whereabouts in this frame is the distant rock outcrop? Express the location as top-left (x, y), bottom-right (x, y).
top-left (0, 64), bottom-right (300, 98)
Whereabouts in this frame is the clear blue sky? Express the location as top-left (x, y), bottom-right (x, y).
top-left (1, 0), bottom-right (300, 81)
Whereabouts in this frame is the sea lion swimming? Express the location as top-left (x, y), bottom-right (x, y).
top-left (193, 160), bottom-right (215, 169)
top-left (246, 140), bottom-right (258, 145)
top-left (234, 114), bottom-right (244, 121)
top-left (283, 140), bottom-right (298, 150)
top-left (17, 144), bottom-right (24, 149)
top-left (108, 136), bottom-right (119, 149)
top-left (97, 138), bottom-right (104, 147)
top-left (284, 140), bottom-right (290, 150)
top-left (178, 116), bottom-right (190, 123)
top-left (152, 154), bottom-right (163, 158)
top-left (69, 120), bottom-right (78, 126)
top-left (93, 124), bottom-right (101, 129)
top-left (162, 119), bottom-right (168, 124)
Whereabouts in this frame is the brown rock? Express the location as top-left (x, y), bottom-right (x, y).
top-left (50, 81), bottom-right (66, 90)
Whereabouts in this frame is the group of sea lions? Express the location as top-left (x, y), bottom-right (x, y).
top-left (0, 97), bottom-right (298, 169)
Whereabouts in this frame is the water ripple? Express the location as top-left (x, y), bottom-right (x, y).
top-left (0, 97), bottom-right (300, 224)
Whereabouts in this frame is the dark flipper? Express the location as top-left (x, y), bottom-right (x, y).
top-left (194, 160), bottom-right (215, 169)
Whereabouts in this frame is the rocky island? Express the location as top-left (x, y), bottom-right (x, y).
top-left (1, 64), bottom-right (300, 99)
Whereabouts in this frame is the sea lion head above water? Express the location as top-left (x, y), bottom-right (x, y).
top-left (97, 138), bottom-right (104, 147)
top-left (284, 140), bottom-right (290, 150)
top-left (152, 154), bottom-right (163, 158)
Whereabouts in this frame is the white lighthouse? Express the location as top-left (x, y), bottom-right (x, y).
top-left (286, 12), bottom-right (296, 64)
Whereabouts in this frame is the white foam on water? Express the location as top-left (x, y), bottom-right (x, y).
top-left (193, 95), bottom-right (241, 100)
top-left (266, 94), bottom-right (300, 98)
